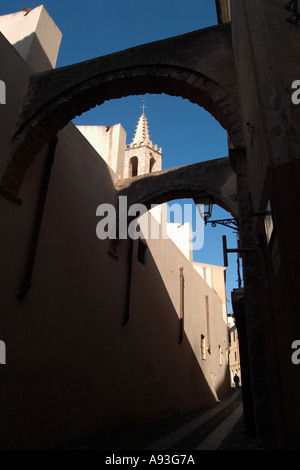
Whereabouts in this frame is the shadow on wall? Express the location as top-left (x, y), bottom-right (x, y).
top-left (0, 122), bottom-right (229, 450)
top-left (12, 30), bottom-right (60, 73)
top-left (118, 235), bottom-right (230, 429)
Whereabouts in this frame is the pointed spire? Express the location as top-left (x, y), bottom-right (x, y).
top-left (124, 101), bottom-right (163, 178)
top-left (131, 102), bottom-right (152, 147)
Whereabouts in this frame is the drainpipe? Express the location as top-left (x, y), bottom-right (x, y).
top-left (122, 237), bottom-right (134, 325)
top-left (178, 265), bottom-right (184, 343)
top-left (17, 136), bottom-right (58, 300)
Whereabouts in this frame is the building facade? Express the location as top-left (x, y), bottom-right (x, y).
top-left (1, 0), bottom-right (300, 450)
top-left (0, 6), bottom-right (230, 449)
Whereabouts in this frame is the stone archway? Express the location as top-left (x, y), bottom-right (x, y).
top-left (108, 156), bottom-right (237, 257)
top-left (0, 22), bottom-right (244, 203)
top-left (116, 156), bottom-right (237, 215)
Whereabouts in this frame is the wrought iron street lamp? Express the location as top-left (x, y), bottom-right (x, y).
top-left (194, 194), bottom-right (238, 230)
top-left (194, 195), bottom-right (213, 223)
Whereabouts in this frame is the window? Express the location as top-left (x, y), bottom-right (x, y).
top-left (264, 200), bottom-right (273, 245)
top-left (137, 239), bottom-right (147, 265)
top-left (201, 335), bottom-right (206, 359)
top-left (149, 156), bottom-right (155, 172)
top-left (130, 156), bottom-right (138, 177)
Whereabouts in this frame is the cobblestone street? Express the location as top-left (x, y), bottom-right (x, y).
top-left (61, 389), bottom-right (261, 451)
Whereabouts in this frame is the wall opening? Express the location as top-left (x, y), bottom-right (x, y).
top-left (130, 156), bottom-right (138, 177)
top-left (149, 156), bottom-right (155, 173)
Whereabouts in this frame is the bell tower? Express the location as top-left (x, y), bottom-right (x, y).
top-left (123, 102), bottom-right (162, 178)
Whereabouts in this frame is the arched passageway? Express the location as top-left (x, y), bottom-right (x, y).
top-left (116, 156), bottom-right (237, 216)
top-left (108, 156), bottom-right (237, 257)
top-left (0, 22), bottom-right (244, 203)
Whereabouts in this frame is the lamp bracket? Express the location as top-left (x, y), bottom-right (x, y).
top-left (205, 218), bottom-right (239, 230)
top-left (222, 235), bottom-right (257, 267)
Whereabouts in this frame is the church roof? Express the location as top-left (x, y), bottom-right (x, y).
top-left (131, 112), bottom-right (153, 147)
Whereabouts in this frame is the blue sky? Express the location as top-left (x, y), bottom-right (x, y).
top-left (0, 1), bottom-right (240, 311)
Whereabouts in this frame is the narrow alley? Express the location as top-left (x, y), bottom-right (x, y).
top-left (61, 389), bottom-right (260, 451)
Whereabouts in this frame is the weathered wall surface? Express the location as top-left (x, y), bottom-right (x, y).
top-left (231, 0), bottom-right (300, 206)
top-left (231, 0), bottom-right (300, 449)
